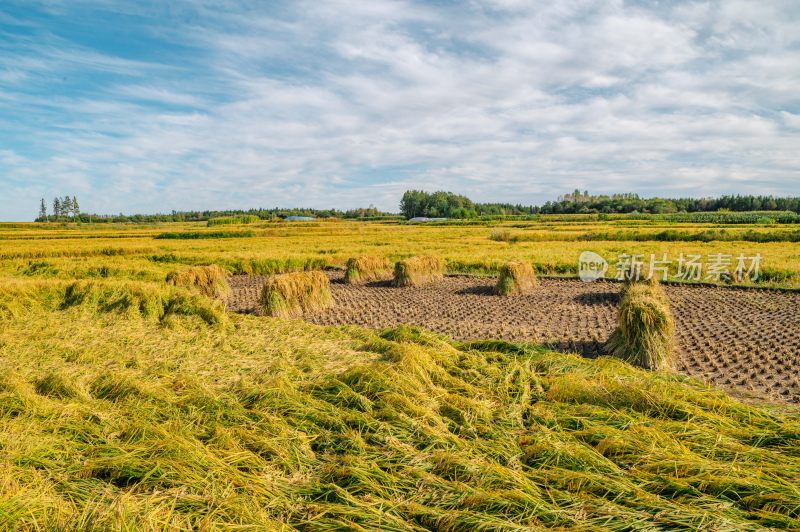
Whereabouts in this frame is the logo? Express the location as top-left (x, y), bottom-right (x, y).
top-left (577, 251), bottom-right (761, 283)
top-left (579, 251), bottom-right (608, 282)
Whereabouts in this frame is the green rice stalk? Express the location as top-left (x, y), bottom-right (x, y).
top-left (207, 215), bottom-right (260, 227)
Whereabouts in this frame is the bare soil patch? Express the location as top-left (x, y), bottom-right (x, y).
top-left (226, 273), bottom-right (800, 404)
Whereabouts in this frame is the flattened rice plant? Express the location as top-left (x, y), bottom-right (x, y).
top-left (166, 264), bottom-right (230, 298)
top-left (0, 296), bottom-right (799, 530)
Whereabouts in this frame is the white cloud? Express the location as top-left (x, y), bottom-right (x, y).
top-left (112, 85), bottom-right (206, 107)
top-left (0, 0), bottom-right (798, 220)
top-left (781, 111), bottom-right (800, 129)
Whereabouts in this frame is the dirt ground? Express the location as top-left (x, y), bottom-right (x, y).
top-left (226, 273), bottom-right (800, 404)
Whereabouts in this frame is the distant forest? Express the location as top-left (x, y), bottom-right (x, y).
top-left (36, 206), bottom-right (400, 223)
top-left (399, 189), bottom-right (800, 219)
top-left (399, 190), bottom-right (535, 218)
top-left (538, 190), bottom-right (800, 215)
top-left (34, 190), bottom-right (800, 222)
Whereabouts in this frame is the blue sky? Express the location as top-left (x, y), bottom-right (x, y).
top-left (1, 0), bottom-right (798, 220)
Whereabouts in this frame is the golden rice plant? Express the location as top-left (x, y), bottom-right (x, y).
top-left (260, 271), bottom-right (332, 317)
top-left (392, 256), bottom-right (444, 287)
top-left (495, 261), bottom-right (538, 295)
top-left (60, 280), bottom-right (227, 325)
top-left (605, 280), bottom-right (675, 370)
top-left (33, 370), bottom-right (86, 400)
top-left (166, 264), bottom-right (229, 297)
top-left (344, 256), bottom-right (393, 284)
top-left (2, 284), bottom-right (800, 529)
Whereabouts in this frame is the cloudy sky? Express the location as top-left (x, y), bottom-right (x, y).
top-left (1, 1), bottom-right (798, 220)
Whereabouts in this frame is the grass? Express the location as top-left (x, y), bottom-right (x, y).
top-left (344, 256), bottom-right (393, 284)
top-left (0, 299), bottom-right (798, 529)
top-left (226, 257), bottom-right (330, 276)
top-left (605, 280), bottom-right (676, 370)
top-left (155, 230), bottom-right (255, 239)
top-left (578, 228), bottom-right (800, 243)
top-left (165, 264), bottom-right (230, 298)
top-left (537, 211), bottom-right (800, 224)
top-left (393, 256), bottom-right (444, 287)
top-left (495, 261), bottom-right (538, 295)
top-left (260, 271), bottom-right (333, 317)
top-left (207, 215), bottom-right (261, 226)
top-left (488, 229), bottom-right (515, 242)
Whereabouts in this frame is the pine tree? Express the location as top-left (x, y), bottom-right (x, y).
top-left (53, 197), bottom-right (62, 218)
top-left (72, 195), bottom-right (80, 218)
top-left (62, 196), bottom-right (73, 218)
top-left (39, 198), bottom-right (47, 221)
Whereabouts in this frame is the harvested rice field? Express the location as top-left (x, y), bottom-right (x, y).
top-left (3, 219), bottom-right (800, 529)
top-left (227, 273), bottom-right (800, 403)
top-left (8, 2), bottom-right (800, 526)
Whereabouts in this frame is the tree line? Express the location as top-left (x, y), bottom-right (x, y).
top-left (399, 190), bottom-right (535, 219)
top-left (36, 204), bottom-right (401, 223)
top-left (400, 189), bottom-right (800, 219)
top-left (538, 190), bottom-right (800, 215)
top-left (37, 196), bottom-right (81, 221)
top-left (34, 190), bottom-right (800, 222)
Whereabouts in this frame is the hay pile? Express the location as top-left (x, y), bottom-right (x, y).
top-left (392, 256), bottom-right (444, 287)
top-left (166, 265), bottom-right (229, 298)
top-left (260, 271), bottom-right (332, 317)
top-left (495, 261), bottom-right (538, 295)
top-left (605, 279), bottom-right (675, 370)
top-left (344, 256), bottom-right (393, 284)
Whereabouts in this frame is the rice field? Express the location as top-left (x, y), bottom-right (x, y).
top-left (229, 272), bottom-right (800, 403)
top-left (1, 218), bottom-right (798, 287)
top-left (1, 218), bottom-right (799, 529)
